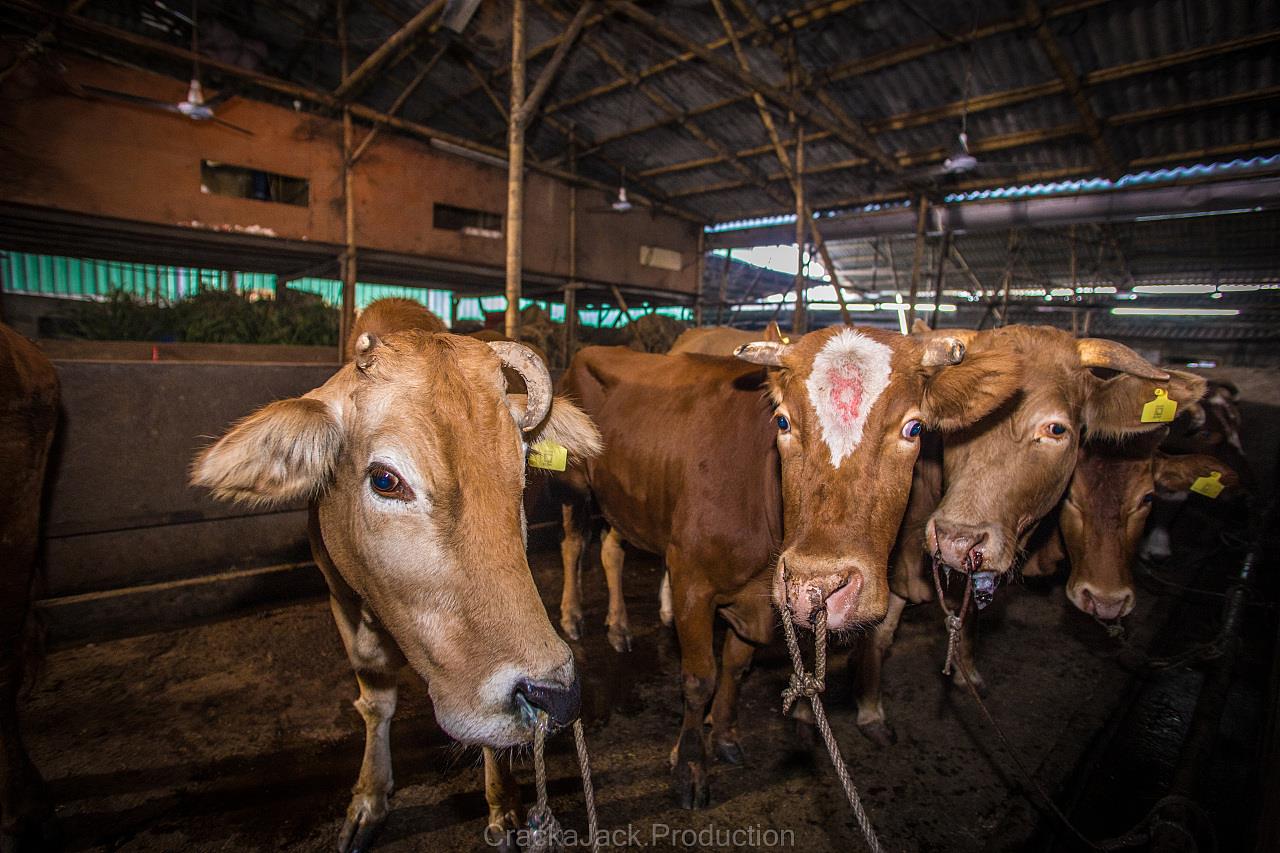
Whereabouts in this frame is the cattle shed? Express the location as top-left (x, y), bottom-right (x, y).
top-left (1, 1), bottom-right (1279, 852)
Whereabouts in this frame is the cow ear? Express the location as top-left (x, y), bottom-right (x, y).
top-left (763, 320), bottom-right (786, 343)
top-left (1085, 369), bottom-right (1207, 439)
top-left (920, 348), bottom-right (1023, 431)
top-left (910, 318), bottom-right (931, 335)
top-left (191, 391), bottom-right (343, 506)
top-left (510, 394), bottom-right (603, 463)
top-left (1153, 452), bottom-right (1239, 496)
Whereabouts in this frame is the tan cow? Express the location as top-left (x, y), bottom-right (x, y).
top-left (556, 325), bottom-right (1022, 807)
top-left (192, 327), bottom-right (601, 852)
top-left (852, 324), bottom-right (1207, 745)
top-left (0, 323), bottom-right (59, 852)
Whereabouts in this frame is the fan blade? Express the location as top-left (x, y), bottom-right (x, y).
top-left (202, 85), bottom-right (240, 108)
top-left (211, 116), bottom-right (254, 136)
top-left (79, 84), bottom-right (183, 114)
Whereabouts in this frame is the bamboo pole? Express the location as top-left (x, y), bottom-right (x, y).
top-left (339, 0), bottom-right (357, 359)
top-left (792, 129), bottom-right (806, 335)
top-left (565, 126), bottom-right (578, 364)
top-left (350, 44), bottom-right (449, 165)
top-left (333, 0), bottom-right (446, 101)
top-left (504, 0), bottom-right (526, 340)
top-left (716, 249), bottom-right (732, 326)
top-left (930, 230), bottom-right (951, 330)
top-left (694, 229), bottom-right (705, 326)
top-left (905, 197), bottom-right (928, 329)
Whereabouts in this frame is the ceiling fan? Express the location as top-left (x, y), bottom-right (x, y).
top-left (76, 0), bottom-right (252, 135)
top-left (588, 168), bottom-right (635, 214)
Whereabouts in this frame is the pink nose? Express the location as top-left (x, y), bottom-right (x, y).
top-left (1080, 588), bottom-right (1134, 621)
top-left (781, 570), bottom-right (863, 630)
top-left (932, 520), bottom-right (989, 571)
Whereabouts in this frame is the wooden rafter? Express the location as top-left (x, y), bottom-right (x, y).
top-left (333, 0), bottom-right (446, 101)
top-left (582, 25), bottom-right (1280, 171)
top-left (1024, 0), bottom-right (1121, 178)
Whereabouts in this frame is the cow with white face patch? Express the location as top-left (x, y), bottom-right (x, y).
top-left (192, 328), bottom-right (601, 852)
top-left (554, 324), bottom-right (1022, 808)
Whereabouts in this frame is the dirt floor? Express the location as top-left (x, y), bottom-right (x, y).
top-left (21, 541), bottom-right (1221, 853)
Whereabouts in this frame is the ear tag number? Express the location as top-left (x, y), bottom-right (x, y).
top-left (1190, 471), bottom-right (1224, 499)
top-left (1141, 388), bottom-right (1177, 423)
top-left (528, 440), bottom-right (568, 472)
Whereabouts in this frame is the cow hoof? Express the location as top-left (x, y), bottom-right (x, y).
top-left (713, 737), bottom-right (745, 765)
top-left (337, 793), bottom-right (389, 853)
top-left (857, 720), bottom-right (897, 748)
top-left (607, 624), bottom-right (633, 653)
top-left (560, 613), bottom-right (583, 641)
top-left (672, 762), bottom-right (711, 810)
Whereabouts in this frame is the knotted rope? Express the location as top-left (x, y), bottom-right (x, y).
top-left (526, 714), bottom-right (601, 853)
top-left (779, 586), bottom-right (884, 853)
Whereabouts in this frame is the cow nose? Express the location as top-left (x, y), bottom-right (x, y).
top-left (933, 520), bottom-right (989, 572)
top-left (1078, 587), bottom-right (1135, 621)
top-left (782, 569), bottom-right (864, 630)
top-left (514, 675), bottom-right (581, 730)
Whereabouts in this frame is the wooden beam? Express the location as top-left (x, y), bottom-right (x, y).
top-left (332, 0), bottom-right (446, 101)
top-left (929, 230), bottom-right (951, 330)
top-left (349, 43), bottom-right (447, 165)
top-left (793, 129), bottom-right (806, 335)
top-left (612, 1), bottom-right (905, 178)
top-left (505, 0), bottom-right (526, 339)
top-left (515, 0), bottom-right (595, 125)
top-left (338, 0), bottom-right (357, 358)
top-left (1024, 0), bottom-right (1121, 178)
top-left (906, 198), bottom-right (928, 329)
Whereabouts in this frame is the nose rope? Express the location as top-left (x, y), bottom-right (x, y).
top-left (778, 583), bottom-right (884, 853)
top-left (527, 713), bottom-right (601, 853)
top-left (930, 557), bottom-right (973, 676)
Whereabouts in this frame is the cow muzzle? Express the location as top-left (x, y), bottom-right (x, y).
top-left (513, 673), bottom-right (581, 732)
top-left (777, 559), bottom-right (865, 631)
top-left (928, 518), bottom-right (995, 573)
top-left (1070, 584), bottom-right (1135, 622)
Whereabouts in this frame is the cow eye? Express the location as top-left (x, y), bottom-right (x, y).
top-left (1039, 422), bottom-right (1069, 440)
top-left (368, 464), bottom-right (412, 500)
top-left (1141, 492), bottom-right (1155, 504)
top-left (901, 419), bottom-right (923, 440)
top-left (775, 414), bottom-right (790, 433)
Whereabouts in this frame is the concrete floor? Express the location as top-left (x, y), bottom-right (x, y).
top-left (24, 546), bottom-right (1183, 852)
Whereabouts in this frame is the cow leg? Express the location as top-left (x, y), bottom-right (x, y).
top-left (483, 748), bottom-right (522, 852)
top-left (558, 499), bottom-right (589, 641)
top-left (853, 591), bottom-right (907, 747)
top-left (658, 570), bottom-right (674, 627)
top-left (667, 562), bottom-right (716, 809)
top-left (601, 528), bottom-right (632, 652)
top-left (327, 591), bottom-right (407, 853)
top-left (708, 631), bottom-right (754, 765)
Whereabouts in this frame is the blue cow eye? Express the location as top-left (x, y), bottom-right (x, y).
top-left (369, 466), bottom-right (402, 496)
top-left (775, 414), bottom-right (790, 432)
top-left (1049, 423), bottom-right (1067, 436)
top-left (901, 419), bottom-right (923, 439)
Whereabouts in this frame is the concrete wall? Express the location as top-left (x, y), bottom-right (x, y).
top-left (1, 55), bottom-right (700, 294)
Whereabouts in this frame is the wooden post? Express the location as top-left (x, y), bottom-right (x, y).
top-left (338, 0), bottom-right (357, 359)
top-left (930, 230), bottom-right (952, 329)
top-left (694, 228), bottom-right (705, 326)
top-left (792, 129), bottom-right (806, 335)
top-left (906, 195), bottom-right (929, 329)
top-left (716, 249), bottom-right (732, 326)
top-left (504, 0), bottom-right (526, 340)
top-left (564, 124), bottom-right (578, 365)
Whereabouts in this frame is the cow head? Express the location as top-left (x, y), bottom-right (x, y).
top-left (736, 325), bottom-right (1022, 630)
top-left (1062, 430), bottom-right (1237, 621)
top-left (926, 326), bottom-right (1204, 583)
top-left (192, 331), bottom-right (602, 747)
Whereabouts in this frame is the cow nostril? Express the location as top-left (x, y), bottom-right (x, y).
top-left (513, 676), bottom-right (581, 731)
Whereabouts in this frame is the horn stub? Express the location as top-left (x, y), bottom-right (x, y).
top-left (921, 336), bottom-right (966, 367)
top-left (487, 341), bottom-right (552, 430)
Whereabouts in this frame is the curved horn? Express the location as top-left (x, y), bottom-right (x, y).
top-left (487, 341), bottom-right (552, 430)
top-left (734, 340), bottom-right (790, 367)
top-left (1077, 338), bottom-right (1169, 380)
top-left (921, 335), bottom-right (965, 367)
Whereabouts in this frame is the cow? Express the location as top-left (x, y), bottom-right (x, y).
top-left (0, 323), bottom-right (59, 853)
top-left (556, 325), bottom-right (1023, 807)
top-left (1024, 428), bottom-right (1236, 624)
top-left (341, 297), bottom-right (446, 361)
top-left (1141, 379), bottom-right (1253, 562)
top-left (852, 325), bottom-right (1207, 746)
top-left (191, 325), bottom-right (602, 853)
top-left (557, 325), bottom-right (763, 652)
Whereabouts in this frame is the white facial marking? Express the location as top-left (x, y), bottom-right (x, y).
top-left (806, 329), bottom-right (893, 467)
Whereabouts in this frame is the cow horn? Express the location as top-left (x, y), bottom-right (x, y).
top-left (734, 340), bottom-right (790, 367)
top-left (488, 341), bottom-right (552, 430)
top-left (1077, 338), bottom-right (1169, 380)
top-left (921, 335), bottom-right (965, 367)
top-left (354, 332), bottom-right (380, 371)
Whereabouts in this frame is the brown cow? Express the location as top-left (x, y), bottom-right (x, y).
top-left (557, 325), bottom-right (1022, 807)
top-left (342, 297), bottom-right (446, 361)
top-left (852, 325), bottom-right (1206, 745)
top-left (1025, 430), bottom-right (1237, 622)
top-left (0, 323), bottom-right (59, 852)
top-left (192, 329), bottom-right (601, 852)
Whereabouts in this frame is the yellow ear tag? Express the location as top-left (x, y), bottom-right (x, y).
top-left (528, 440), bottom-right (568, 472)
top-left (1141, 388), bottom-right (1177, 423)
top-left (1190, 471), bottom-right (1224, 499)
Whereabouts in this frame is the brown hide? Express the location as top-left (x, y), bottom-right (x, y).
top-left (346, 298), bottom-right (447, 361)
top-left (0, 323), bottom-right (59, 841)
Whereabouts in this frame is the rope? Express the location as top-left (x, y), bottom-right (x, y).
top-left (779, 588), bottom-right (884, 853)
top-left (525, 712), bottom-right (601, 853)
top-left (931, 564), bottom-right (1216, 852)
